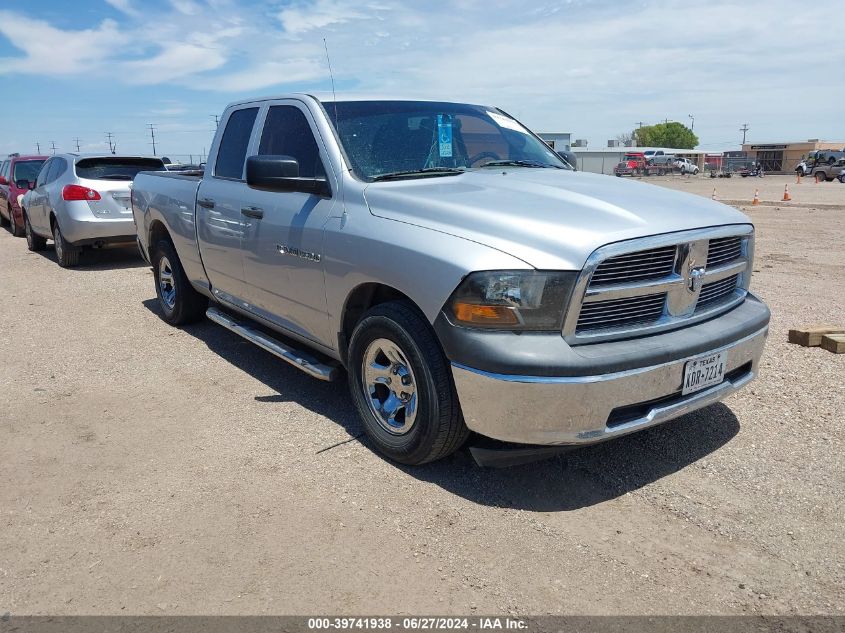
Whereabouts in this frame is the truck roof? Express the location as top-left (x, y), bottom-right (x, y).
top-left (224, 92), bottom-right (488, 109)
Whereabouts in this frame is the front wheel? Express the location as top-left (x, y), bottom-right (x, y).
top-left (151, 239), bottom-right (207, 325)
top-left (347, 302), bottom-right (468, 465)
top-left (25, 212), bottom-right (46, 251)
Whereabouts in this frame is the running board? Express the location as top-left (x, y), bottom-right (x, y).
top-left (206, 307), bottom-right (339, 381)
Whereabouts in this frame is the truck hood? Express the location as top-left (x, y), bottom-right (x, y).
top-left (363, 169), bottom-right (751, 270)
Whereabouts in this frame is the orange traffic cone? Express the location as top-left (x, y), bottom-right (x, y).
top-left (752, 189), bottom-right (760, 205)
top-left (782, 184), bottom-right (791, 201)
top-left (711, 187), bottom-right (716, 200)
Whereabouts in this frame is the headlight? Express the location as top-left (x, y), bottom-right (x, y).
top-left (447, 270), bottom-right (577, 330)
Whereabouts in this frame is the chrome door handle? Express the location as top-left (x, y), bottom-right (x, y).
top-left (241, 206), bottom-right (264, 219)
top-left (197, 198), bottom-right (215, 209)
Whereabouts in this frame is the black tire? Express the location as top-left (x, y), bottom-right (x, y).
top-left (24, 211), bottom-right (46, 251)
top-left (52, 220), bottom-right (80, 268)
top-left (0, 210), bottom-right (8, 228)
top-left (347, 301), bottom-right (469, 465)
top-left (10, 209), bottom-right (24, 237)
top-left (151, 238), bottom-right (207, 325)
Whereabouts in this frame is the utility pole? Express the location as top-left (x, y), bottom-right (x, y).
top-left (36, 142), bottom-right (41, 154)
top-left (688, 114), bottom-right (695, 131)
top-left (740, 123), bottom-right (750, 145)
top-left (73, 137), bottom-right (81, 152)
top-left (663, 118), bottom-right (670, 125)
top-left (636, 121), bottom-right (645, 129)
top-left (147, 123), bottom-right (157, 156)
top-left (211, 114), bottom-right (219, 129)
top-left (50, 141), bottom-right (57, 155)
top-left (106, 132), bottom-right (115, 154)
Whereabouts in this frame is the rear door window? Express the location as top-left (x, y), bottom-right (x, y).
top-left (75, 157), bottom-right (164, 181)
top-left (13, 159), bottom-right (47, 184)
top-left (215, 107), bottom-right (259, 179)
top-left (258, 105), bottom-right (325, 179)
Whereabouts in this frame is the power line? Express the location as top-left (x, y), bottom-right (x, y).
top-left (739, 123), bottom-right (750, 145)
top-left (147, 123), bottom-right (157, 156)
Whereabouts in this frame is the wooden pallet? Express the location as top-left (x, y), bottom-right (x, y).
top-left (820, 334), bottom-right (845, 354)
top-left (788, 326), bottom-right (845, 347)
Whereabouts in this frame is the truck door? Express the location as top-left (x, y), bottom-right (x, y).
top-left (195, 105), bottom-right (260, 307)
top-left (238, 101), bottom-right (337, 345)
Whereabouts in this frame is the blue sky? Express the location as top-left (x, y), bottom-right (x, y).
top-left (1, 0), bottom-right (842, 159)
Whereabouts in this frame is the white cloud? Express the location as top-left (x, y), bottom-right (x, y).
top-left (169, 0), bottom-right (202, 15)
top-left (0, 11), bottom-right (124, 75)
top-left (104, 0), bottom-right (140, 17)
top-left (278, 0), bottom-right (372, 34)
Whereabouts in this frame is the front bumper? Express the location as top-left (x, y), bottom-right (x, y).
top-left (449, 310), bottom-right (769, 446)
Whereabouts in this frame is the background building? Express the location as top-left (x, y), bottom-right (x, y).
top-left (537, 132), bottom-right (571, 151)
top-left (571, 147), bottom-right (709, 175)
top-left (741, 140), bottom-right (845, 173)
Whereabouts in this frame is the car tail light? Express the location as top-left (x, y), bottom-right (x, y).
top-left (62, 184), bottom-right (101, 201)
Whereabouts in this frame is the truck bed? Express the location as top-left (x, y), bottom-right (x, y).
top-left (132, 170), bottom-right (204, 285)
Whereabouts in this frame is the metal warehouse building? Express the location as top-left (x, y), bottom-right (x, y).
top-left (572, 147), bottom-right (709, 175)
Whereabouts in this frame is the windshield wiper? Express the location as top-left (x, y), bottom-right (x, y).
top-left (98, 174), bottom-right (133, 180)
top-left (480, 160), bottom-right (564, 169)
top-left (371, 167), bottom-right (465, 181)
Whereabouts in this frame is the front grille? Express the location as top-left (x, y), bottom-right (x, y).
top-left (590, 246), bottom-right (677, 286)
top-left (576, 292), bottom-right (666, 332)
top-left (565, 228), bottom-right (753, 343)
top-left (707, 236), bottom-right (742, 267)
top-left (696, 274), bottom-right (739, 310)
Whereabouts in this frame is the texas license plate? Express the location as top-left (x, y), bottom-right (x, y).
top-left (682, 351), bottom-right (727, 395)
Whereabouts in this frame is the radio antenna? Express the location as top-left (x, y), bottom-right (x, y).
top-left (323, 38), bottom-right (339, 132)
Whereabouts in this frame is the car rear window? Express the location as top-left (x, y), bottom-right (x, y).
top-left (75, 157), bottom-right (165, 181)
top-left (13, 160), bottom-right (46, 183)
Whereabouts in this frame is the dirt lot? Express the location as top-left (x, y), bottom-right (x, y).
top-left (1, 176), bottom-right (843, 616)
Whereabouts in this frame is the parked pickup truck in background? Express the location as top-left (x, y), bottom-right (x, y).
top-left (132, 94), bottom-right (770, 465)
top-left (811, 158), bottom-right (845, 182)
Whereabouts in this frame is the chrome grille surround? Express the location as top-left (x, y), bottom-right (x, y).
top-left (563, 225), bottom-right (754, 344)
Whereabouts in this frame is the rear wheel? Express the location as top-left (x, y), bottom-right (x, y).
top-left (0, 209), bottom-right (8, 228)
top-left (151, 238), bottom-right (207, 325)
top-left (24, 212), bottom-right (46, 251)
top-left (347, 301), bottom-right (469, 465)
top-left (815, 172), bottom-right (826, 183)
top-left (9, 209), bottom-right (24, 237)
top-left (52, 220), bottom-right (80, 268)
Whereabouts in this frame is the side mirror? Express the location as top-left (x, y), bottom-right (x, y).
top-left (0, 176), bottom-right (7, 186)
top-left (246, 155), bottom-right (330, 196)
top-left (28, 181), bottom-right (36, 190)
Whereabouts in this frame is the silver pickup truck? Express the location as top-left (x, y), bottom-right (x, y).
top-left (132, 95), bottom-right (770, 465)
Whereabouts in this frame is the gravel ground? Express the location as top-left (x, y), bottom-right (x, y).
top-left (0, 179), bottom-right (842, 616)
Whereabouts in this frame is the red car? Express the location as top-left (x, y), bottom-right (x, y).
top-left (0, 154), bottom-right (48, 237)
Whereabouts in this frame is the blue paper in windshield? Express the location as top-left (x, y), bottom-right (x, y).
top-left (437, 114), bottom-right (453, 158)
